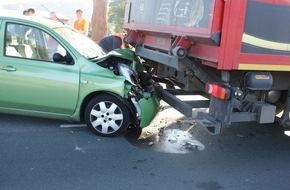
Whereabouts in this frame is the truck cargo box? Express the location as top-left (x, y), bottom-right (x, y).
top-left (124, 0), bottom-right (290, 71)
top-left (124, 0), bottom-right (222, 46)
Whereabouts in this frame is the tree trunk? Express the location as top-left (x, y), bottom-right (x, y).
top-left (91, 0), bottom-right (108, 42)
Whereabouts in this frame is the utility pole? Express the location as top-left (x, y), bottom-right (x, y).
top-left (91, 0), bottom-right (108, 42)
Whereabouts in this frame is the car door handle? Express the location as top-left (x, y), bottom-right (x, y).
top-left (1, 66), bottom-right (17, 72)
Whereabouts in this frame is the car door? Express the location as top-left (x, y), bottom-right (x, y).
top-left (0, 22), bottom-right (80, 115)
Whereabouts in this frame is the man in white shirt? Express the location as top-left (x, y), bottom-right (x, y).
top-left (6, 32), bottom-right (22, 57)
top-left (6, 46), bottom-right (22, 57)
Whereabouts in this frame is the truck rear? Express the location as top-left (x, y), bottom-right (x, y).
top-left (123, 0), bottom-right (290, 134)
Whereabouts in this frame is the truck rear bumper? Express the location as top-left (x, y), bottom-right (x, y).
top-left (197, 97), bottom-right (276, 135)
top-left (156, 85), bottom-right (277, 135)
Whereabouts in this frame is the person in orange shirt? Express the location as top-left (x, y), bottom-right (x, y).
top-left (74, 9), bottom-right (88, 36)
top-left (74, 9), bottom-right (89, 36)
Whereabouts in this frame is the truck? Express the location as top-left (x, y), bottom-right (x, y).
top-left (123, 0), bottom-right (290, 134)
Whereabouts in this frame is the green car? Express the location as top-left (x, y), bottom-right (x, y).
top-left (0, 13), bottom-right (159, 137)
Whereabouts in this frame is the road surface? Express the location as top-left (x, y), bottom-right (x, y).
top-left (1, 102), bottom-right (290, 190)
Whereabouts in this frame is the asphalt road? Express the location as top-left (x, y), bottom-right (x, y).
top-left (1, 104), bottom-right (290, 190)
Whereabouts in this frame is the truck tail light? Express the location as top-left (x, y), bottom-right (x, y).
top-left (205, 83), bottom-right (229, 100)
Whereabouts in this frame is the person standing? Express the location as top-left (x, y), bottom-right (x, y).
top-left (27, 8), bottom-right (35, 16)
top-left (73, 9), bottom-right (88, 36)
top-left (23, 10), bottom-right (28, 16)
top-left (50, 11), bottom-right (58, 21)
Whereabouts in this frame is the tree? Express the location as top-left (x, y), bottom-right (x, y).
top-left (91, 0), bottom-right (108, 42)
top-left (108, 0), bottom-right (126, 33)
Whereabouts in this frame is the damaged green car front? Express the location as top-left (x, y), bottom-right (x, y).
top-left (53, 25), bottom-right (159, 136)
top-left (93, 48), bottom-right (160, 129)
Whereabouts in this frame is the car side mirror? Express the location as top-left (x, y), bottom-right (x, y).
top-left (53, 53), bottom-right (65, 62)
top-left (53, 53), bottom-right (74, 65)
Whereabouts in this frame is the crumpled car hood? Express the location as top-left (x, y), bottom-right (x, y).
top-left (92, 48), bottom-right (135, 63)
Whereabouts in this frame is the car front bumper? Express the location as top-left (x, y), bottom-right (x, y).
top-left (137, 94), bottom-right (160, 128)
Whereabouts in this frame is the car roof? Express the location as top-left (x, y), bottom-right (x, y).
top-left (0, 9), bottom-right (68, 29)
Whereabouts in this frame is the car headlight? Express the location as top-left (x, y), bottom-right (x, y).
top-left (117, 63), bottom-right (139, 86)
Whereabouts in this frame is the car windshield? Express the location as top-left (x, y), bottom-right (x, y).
top-left (53, 27), bottom-right (106, 58)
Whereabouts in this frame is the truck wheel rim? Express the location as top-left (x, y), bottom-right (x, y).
top-left (90, 101), bottom-right (124, 134)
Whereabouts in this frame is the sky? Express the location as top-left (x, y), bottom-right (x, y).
top-left (0, 0), bottom-right (93, 25)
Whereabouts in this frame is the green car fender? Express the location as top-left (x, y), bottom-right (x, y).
top-left (71, 78), bottom-right (127, 121)
top-left (125, 82), bottom-right (160, 128)
top-left (70, 60), bottom-right (128, 121)
top-left (73, 52), bottom-right (159, 127)
top-left (138, 94), bottom-right (160, 128)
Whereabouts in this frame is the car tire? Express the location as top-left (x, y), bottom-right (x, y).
top-left (85, 93), bottom-right (131, 137)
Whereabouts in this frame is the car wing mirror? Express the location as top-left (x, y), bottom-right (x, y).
top-left (53, 53), bottom-right (74, 65)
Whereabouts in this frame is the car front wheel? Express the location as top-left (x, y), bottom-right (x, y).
top-left (85, 93), bottom-right (131, 137)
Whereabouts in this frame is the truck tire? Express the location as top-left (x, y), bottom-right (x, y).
top-left (84, 94), bottom-right (131, 137)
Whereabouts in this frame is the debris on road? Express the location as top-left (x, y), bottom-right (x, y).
top-left (148, 142), bottom-right (154, 146)
top-left (125, 101), bottom-right (206, 154)
top-left (236, 133), bottom-right (244, 138)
